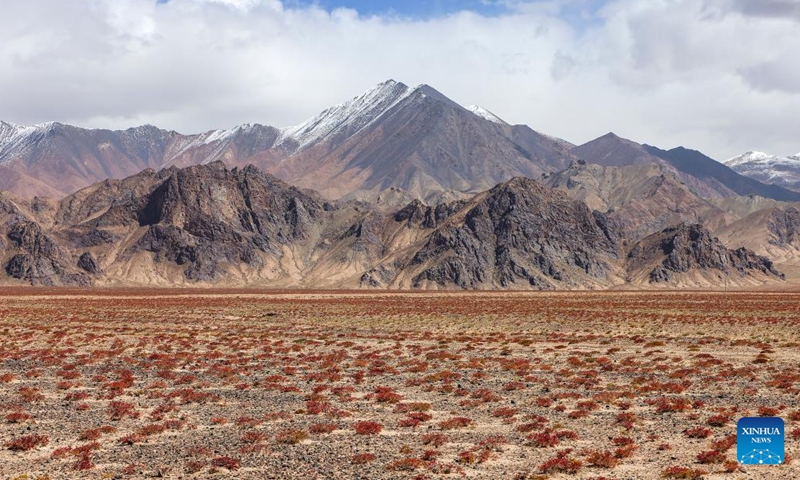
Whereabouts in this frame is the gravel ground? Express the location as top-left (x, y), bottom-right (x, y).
top-left (0, 289), bottom-right (798, 479)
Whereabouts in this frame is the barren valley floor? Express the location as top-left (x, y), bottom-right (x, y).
top-left (0, 289), bottom-right (798, 479)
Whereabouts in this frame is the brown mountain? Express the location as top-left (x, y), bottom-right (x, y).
top-left (0, 192), bottom-right (90, 286)
top-left (626, 223), bottom-right (783, 287)
top-left (252, 82), bottom-right (575, 202)
top-left (716, 205), bottom-right (800, 275)
top-left (543, 161), bottom-right (733, 242)
top-left (2, 162), bottom-right (781, 289)
top-left (0, 81), bottom-right (573, 203)
top-left (360, 177), bottom-right (623, 290)
top-left (571, 133), bottom-right (800, 202)
top-left (0, 122), bottom-right (282, 199)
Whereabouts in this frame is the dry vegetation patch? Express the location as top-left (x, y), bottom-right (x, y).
top-left (0, 289), bottom-right (798, 478)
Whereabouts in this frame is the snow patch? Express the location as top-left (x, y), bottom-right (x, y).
top-left (725, 151), bottom-right (776, 167)
top-left (466, 105), bottom-right (507, 125)
top-left (726, 150), bottom-right (800, 184)
top-left (276, 80), bottom-right (413, 153)
top-left (0, 122), bottom-right (59, 164)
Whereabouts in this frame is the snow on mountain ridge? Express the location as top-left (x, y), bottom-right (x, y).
top-left (466, 105), bottom-right (507, 125)
top-left (726, 151), bottom-right (800, 167)
top-left (725, 150), bottom-right (800, 191)
top-left (1, 80), bottom-right (512, 166)
top-left (0, 121), bottom-right (60, 164)
top-left (725, 151), bottom-right (774, 167)
top-left (276, 79), bottom-right (414, 153)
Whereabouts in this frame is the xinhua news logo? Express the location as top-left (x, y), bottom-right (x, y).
top-left (737, 417), bottom-right (784, 465)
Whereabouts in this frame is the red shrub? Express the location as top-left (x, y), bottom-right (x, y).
top-left (52, 446), bottom-right (74, 459)
top-left (241, 430), bottom-right (268, 444)
top-left (653, 398), bottom-right (690, 414)
top-left (684, 427), bottom-right (712, 439)
top-left (421, 432), bottom-right (448, 447)
top-left (7, 434), bottom-right (49, 451)
top-left (5, 412), bottom-right (31, 423)
top-left (395, 402), bottom-right (431, 413)
top-left (351, 453), bottom-right (376, 464)
top-left (539, 453), bottom-right (582, 474)
top-left (711, 434), bottom-right (737, 452)
top-left (374, 386), bottom-right (403, 404)
top-left (696, 450), bottom-right (725, 464)
top-left (108, 401), bottom-right (138, 421)
top-left (305, 400), bottom-right (330, 415)
top-left (353, 421), bottom-right (382, 435)
top-left (758, 406), bottom-right (780, 417)
top-left (586, 450), bottom-right (619, 468)
top-left (309, 422), bottom-right (337, 434)
top-left (662, 466), bottom-right (708, 479)
top-left (438, 417), bottom-right (472, 430)
top-left (706, 414), bottom-right (730, 427)
top-left (528, 432), bottom-right (559, 448)
top-left (211, 456), bottom-right (240, 471)
top-left (386, 457), bottom-right (426, 471)
top-left (615, 444), bottom-right (638, 459)
top-left (492, 407), bottom-right (518, 418)
top-left (73, 452), bottom-right (94, 471)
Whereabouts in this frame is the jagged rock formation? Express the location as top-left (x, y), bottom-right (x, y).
top-left (362, 177), bottom-right (622, 290)
top-left (544, 161), bottom-right (732, 243)
top-left (715, 205), bottom-right (800, 271)
top-left (0, 194), bottom-right (90, 286)
top-left (55, 161), bottom-right (335, 284)
top-left (77, 252), bottom-right (102, 275)
top-left (768, 207), bottom-right (800, 247)
top-left (0, 163), bottom-right (788, 289)
top-left (626, 223), bottom-right (783, 286)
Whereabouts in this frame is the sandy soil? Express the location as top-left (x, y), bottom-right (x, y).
top-left (0, 289), bottom-right (798, 479)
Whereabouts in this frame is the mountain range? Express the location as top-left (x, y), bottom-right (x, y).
top-left (725, 151), bottom-right (800, 192)
top-left (0, 81), bottom-right (574, 203)
top-left (1, 80), bottom-right (798, 289)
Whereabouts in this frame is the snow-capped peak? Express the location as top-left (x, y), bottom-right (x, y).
top-left (0, 121), bottom-right (60, 164)
top-left (725, 150), bottom-right (800, 190)
top-left (726, 151), bottom-right (800, 166)
top-left (466, 105), bottom-right (507, 125)
top-left (277, 80), bottom-right (413, 153)
top-left (725, 151), bottom-right (776, 167)
top-left (0, 121), bottom-right (25, 142)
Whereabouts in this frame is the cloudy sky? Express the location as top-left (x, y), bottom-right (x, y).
top-left (1, 0), bottom-right (798, 160)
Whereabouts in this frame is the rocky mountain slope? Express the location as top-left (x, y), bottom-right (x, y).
top-left (571, 133), bottom-right (800, 202)
top-left (360, 177), bottom-right (623, 290)
top-left (0, 192), bottom-right (91, 286)
top-left (0, 163), bottom-right (783, 289)
top-left (543, 161), bottom-right (733, 243)
top-left (0, 81), bottom-right (574, 202)
top-left (626, 223), bottom-right (783, 287)
top-left (725, 151), bottom-right (800, 192)
top-left (716, 205), bottom-right (800, 266)
top-left (244, 81), bottom-right (576, 203)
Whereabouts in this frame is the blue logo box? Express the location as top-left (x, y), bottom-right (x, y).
top-left (737, 417), bottom-right (784, 465)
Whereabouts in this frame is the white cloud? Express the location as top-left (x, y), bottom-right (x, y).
top-left (0, 0), bottom-right (797, 160)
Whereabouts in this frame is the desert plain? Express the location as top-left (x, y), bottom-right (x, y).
top-left (0, 289), bottom-right (798, 479)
